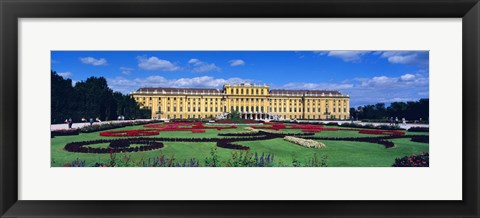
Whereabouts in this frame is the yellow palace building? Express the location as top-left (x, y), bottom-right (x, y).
top-left (130, 82), bottom-right (350, 121)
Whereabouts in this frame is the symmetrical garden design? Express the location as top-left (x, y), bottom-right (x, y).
top-left (52, 121), bottom-right (429, 167)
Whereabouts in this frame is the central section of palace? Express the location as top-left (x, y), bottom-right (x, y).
top-left (131, 83), bottom-right (350, 120)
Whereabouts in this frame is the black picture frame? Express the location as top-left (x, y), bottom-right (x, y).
top-left (1, 0), bottom-right (479, 217)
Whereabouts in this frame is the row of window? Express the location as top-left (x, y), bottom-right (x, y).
top-left (229, 88), bottom-right (266, 95)
top-left (136, 96), bottom-right (348, 103)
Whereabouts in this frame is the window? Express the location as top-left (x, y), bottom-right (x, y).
top-left (173, 106), bottom-right (176, 112)
top-left (167, 107), bottom-right (170, 112)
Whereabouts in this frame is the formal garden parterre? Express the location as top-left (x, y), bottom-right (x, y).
top-left (51, 121), bottom-right (429, 167)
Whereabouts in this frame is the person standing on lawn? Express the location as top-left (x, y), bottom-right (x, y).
top-left (67, 118), bottom-right (73, 129)
top-left (89, 118), bottom-right (94, 126)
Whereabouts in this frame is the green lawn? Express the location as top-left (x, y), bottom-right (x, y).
top-left (51, 124), bottom-right (429, 167)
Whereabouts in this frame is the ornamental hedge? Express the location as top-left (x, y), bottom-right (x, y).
top-left (408, 127), bottom-right (429, 132)
top-left (51, 129), bottom-right (80, 137)
top-left (358, 129), bottom-right (405, 136)
top-left (410, 135), bottom-right (429, 143)
top-left (99, 130), bottom-right (159, 137)
top-left (64, 138), bottom-right (164, 153)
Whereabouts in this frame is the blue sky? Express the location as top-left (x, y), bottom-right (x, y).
top-left (51, 51), bottom-right (429, 107)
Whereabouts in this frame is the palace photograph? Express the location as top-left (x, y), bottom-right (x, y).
top-left (51, 51), bottom-right (429, 167)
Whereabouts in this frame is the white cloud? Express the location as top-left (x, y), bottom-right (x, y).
top-left (137, 56), bottom-right (180, 71)
top-left (379, 51), bottom-right (429, 65)
top-left (278, 73), bottom-right (428, 107)
top-left (229, 59), bottom-right (245, 67)
top-left (315, 51), bottom-right (369, 62)
top-left (400, 73), bottom-right (415, 81)
top-left (281, 82), bottom-right (354, 90)
top-left (80, 57), bottom-right (108, 66)
top-left (58, 72), bottom-right (73, 79)
top-left (120, 67), bottom-right (134, 75)
top-left (188, 58), bottom-right (221, 73)
top-left (107, 76), bottom-right (249, 94)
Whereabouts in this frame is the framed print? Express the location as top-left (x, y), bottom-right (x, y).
top-left (1, 0), bottom-right (479, 217)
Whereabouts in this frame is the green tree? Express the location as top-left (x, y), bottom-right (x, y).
top-left (50, 71), bottom-right (151, 123)
top-left (51, 71), bottom-right (76, 123)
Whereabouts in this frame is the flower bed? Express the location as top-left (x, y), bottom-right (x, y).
top-left (300, 135), bottom-right (400, 148)
top-left (392, 153), bottom-right (429, 167)
top-left (191, 129), bottom-right (206, 133)
top-left (99, 130), bottom-right (159, 137)
top-left (291, 124), bottom-right (323, 129)
top-left (284, 136), bottom-right (326, 148)
top-left (358, 129), bottom-right (405, 135)
top-left (79, 120), bottom-right (161, 133)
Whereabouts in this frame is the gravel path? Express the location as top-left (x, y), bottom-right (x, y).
top-left (50, 119), bottom-right (152, 131)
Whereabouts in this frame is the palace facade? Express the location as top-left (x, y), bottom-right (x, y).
top-left (130, 83), bottom-right (350, 121)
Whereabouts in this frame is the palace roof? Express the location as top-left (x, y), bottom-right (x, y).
top-left (270, 89), bottom-right (342, 95)
top-left (137, 87), bottom-right (222, 94)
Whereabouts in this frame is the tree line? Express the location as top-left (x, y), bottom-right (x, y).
top-left (349, 98), bottom-right (429, 121)
top-left (51, 71), bottom-right (151, 124)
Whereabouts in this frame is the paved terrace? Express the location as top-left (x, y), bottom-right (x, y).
top-left (50, 119), bottom-right (152, 131)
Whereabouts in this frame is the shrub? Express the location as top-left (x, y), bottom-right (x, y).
top-left (51, 129), bottom-right (80, 137)
top-left (408, 127), bottom-right (429, 132)
top-left (358, 129), bottom-right (405, 136)
top-left (392, 153), bottom-right (429, 167)
top-left (410, 135), bottom-right (429, 143)
top-left (64, 138), bottom-right (164, 153)
top-left (284, 136), bottom-right (326, 148)
top-left (99, 129), bottom-right (159, 137)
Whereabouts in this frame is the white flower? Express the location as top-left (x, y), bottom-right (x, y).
top-left (284, 136), bottom-right (326, 149)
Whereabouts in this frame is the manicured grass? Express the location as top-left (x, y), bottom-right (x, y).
top-left (51, 124), bottom-right (428, 167)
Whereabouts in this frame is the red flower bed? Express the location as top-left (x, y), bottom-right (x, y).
top-left (99, 130), bottom-right (159, 137)
top-left (291, 124), bottom-right (323, 129)
top-left (191, 129), bottom-right (206, 133)
top-left (358, 130), bottom-right (405, 135)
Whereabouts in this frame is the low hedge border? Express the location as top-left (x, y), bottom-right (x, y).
top-left (64, 138), bottom-right (164, 153)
